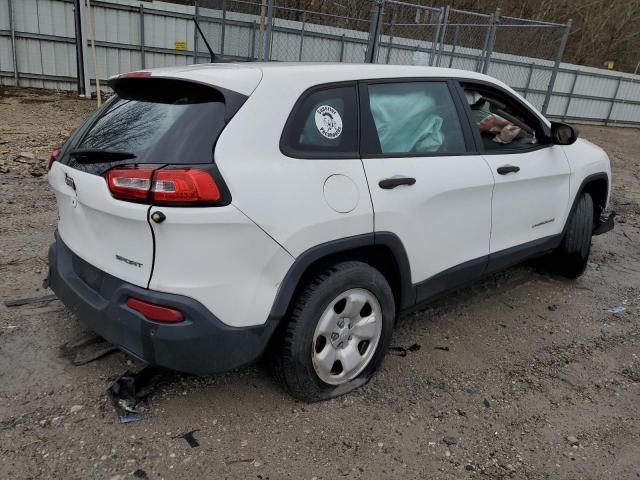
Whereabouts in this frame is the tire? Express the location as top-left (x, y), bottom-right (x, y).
top-left (553, 192), bottom-right (594, 278)
top-left (269, 261), bottom-right (395, 402)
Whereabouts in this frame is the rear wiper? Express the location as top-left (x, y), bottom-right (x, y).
top-left (69, 149), bottom-right (136, 162)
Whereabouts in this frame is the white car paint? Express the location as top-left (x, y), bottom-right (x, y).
top-left (482, 146), bottom-right (571, 253)
top-left (148, 204), bottom-right (294, 328)
top-left (49, 162), bottom-right (154, 287)
top-left (53, 63), bottom-right (612, 331)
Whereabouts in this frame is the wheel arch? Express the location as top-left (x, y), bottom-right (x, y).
top-left (268, 232), bottom-right (414, 324)
top-left (568, 173), bottom-right (609, 230)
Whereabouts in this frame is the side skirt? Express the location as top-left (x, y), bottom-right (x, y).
top-left (411, 234), bottom-right (562, 309)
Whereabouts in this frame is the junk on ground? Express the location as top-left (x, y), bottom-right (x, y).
top-left (4, 294), bottom-right (57, 307)
top-left (174, 429), bottom-right (200, 448)
top-left (608, 305), bottom-right (626, 314)
top-left (388, 343), bottom-right (422, 357)
top-left (108, 367), bottom-right (164, 424)
top-left (61, 332), bottom-right (118, 366)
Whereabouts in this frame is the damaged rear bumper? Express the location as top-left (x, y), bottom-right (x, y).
top-left (48, 232), bottom-right (277, 375)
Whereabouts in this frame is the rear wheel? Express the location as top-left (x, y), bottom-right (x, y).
top-left (270, 261), bottom-right (395, 402)
top-left (553, 192), bottom-right (594, 278)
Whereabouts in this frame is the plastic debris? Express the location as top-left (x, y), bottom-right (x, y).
top-left (174, 429), bottom-right (200, 448)
top-left (389, 343), bottom-right (421, 357)
top-left (608, 306), bottom-right (626, 314)
top-left (61, 332), bottom-right (118, 366)
top-left (4, 294), bottom-right (57, 307)
top-left (108, 367), bottom-right (164, 424)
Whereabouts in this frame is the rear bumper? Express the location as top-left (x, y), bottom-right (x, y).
top-left (48, 232), bottom-right (277, 375)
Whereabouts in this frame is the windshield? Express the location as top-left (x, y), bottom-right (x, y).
top-left (59, 79), bottom-right (233, 174)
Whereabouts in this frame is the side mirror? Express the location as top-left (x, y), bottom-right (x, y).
top-left (551, 122), bottom-right (579, 145)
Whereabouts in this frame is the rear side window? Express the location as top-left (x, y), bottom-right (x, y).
top-left (362, 81), bottom-right (467, 156)
top-left (281, 85), bottom-right (358, 158)
top-left (59, 79), bottom-right (244, 174)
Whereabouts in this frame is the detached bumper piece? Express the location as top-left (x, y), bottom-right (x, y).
top-left (593, 211), bottom-right (615, 236)
top-left (48, 232), bottom-right (276, 375)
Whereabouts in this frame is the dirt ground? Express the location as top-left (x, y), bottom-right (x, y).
top-left (1, 87), bottom-right (639, 480)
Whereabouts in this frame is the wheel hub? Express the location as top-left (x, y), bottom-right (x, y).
top-left (311, 288), bottom-right (383, 386)
top-left (331, 320), bottom-right (351, 349)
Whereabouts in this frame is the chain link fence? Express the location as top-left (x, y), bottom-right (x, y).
top-left (4, 0), bottom-right (639, 124)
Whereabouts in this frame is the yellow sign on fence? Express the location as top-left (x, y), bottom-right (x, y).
top-left (174, 41), bottom-right (187, 51)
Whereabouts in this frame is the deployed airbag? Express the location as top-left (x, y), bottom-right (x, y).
top-left (369, 86), bottom-right (444, 154)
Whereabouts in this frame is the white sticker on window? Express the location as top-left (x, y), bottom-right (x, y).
top-left (314, 105), bottom-right (343, 140)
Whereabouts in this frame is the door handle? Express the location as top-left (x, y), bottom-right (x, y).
top-left (497, 165), bottom-right (520, 175)
top-left (378, 177), bottom-right (416, 189)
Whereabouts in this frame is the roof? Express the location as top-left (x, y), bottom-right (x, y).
top-left (112, 62), bottom-right (502, 97)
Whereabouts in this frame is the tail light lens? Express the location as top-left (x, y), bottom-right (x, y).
top-left (107, 168), bottom-right (154, 202)
top-left (153, 169), bottom-right (220, 204)
top-left (106, 167), bottom-right (221, 205)
top-left (126, 297), bottom-right (184, 323)
top-left (48, 148), bottom-right (60, 171)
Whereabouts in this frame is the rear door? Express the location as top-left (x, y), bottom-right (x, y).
top-left (359, 80), bottom-right (495, 301)
top-left (49, 78), bottom-right (236, 287)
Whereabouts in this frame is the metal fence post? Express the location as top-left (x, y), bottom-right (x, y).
top-left (298, 10), bottom-right (306, 61)
top-left (522, 62), bottom-right (534, 98)
top-left (8, 0), bottom-right (19, 87)
top-left (139, 4), bottom-right (146, 69)
top-left (482, 8), bottom-right (499, 74)
top-left (605, 76), bottom-right (623, 125)
top-left (250, 20), bottom-right (257, 59)
top-left (562, 70), bottom-right (578, 120)
top-left (541, 18), bottom-right (572, 115)
top-left (476, 13), bottom-right (493, 72)
top-left (435, 5), bottom-right (450, 67)
top-left (220, 0), bottom-right (227, 55)
top-left (264, 0), bottom-right (274, 61)
top-left (193, 1), bottom-right (199, 64)
top-left (385, 6), bottom-right (397, 64)
top-left (429, 7), bottom-right (444, 66)
top-left (339, 34), bottom-right (346, 62)
top-left (73, 0), bottom-right (85, 94)
top-left (448, 25), bottom-right (459, 68)
top-left (365, 0), bottom-right (384, 63)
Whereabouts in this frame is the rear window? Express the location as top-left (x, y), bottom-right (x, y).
top-left (59, 79), bottom-right (243, 174)
top-left (280, 84), bottom-right (359, 159)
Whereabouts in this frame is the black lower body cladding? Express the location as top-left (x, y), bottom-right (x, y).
top-left (48, 232), bottom-right (276, 375)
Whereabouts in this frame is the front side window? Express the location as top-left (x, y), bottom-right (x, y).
top-left (462, 83), bottom-right (545, 152)
top-left (281, 85), bottom-right (358, 158)
top-left (362, 81), bottom-right (467, 156)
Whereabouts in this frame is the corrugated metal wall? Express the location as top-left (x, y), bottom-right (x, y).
top-left (1, 0), bottom-right (638, 125)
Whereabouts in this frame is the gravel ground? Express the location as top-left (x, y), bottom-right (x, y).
top-left (1, 87), bottom-right (639, 480)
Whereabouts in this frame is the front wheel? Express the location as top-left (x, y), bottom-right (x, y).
top-left (552, 192), bottom-right (594, 278)
top-left (269, 261), bottom-right (395, 402)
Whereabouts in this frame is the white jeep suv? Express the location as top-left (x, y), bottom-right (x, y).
top-left (47, 63), bottom-right (613, 401)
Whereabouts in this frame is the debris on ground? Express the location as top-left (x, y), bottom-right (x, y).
top-left (174, 429), bottom-right (200, 448)
top-left (133, 469), bottom-right (149, 479)
top-left (442, 436), bottom-right (458, 445)
top-left (224, 458), bottom-right (255, 466)
top-left (388, 343), bottom-right (421, 357)
top-left (483, 399), bottom-right (492, 408)
top-left (434, 346), bottom-right (450, 351)
top-left (60, 332), bottom-right (119, 366)
top-left (107, 367), bottom-right (164, 424)
top-left (4, 294), bottom-right (57, 307)
top-left (608, 305), bottom-right (626, 314)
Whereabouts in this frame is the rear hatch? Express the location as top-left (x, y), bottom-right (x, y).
top-left (49, 76), bottom-right (248, 287)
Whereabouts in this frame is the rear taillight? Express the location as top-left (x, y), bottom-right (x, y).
top-left (48, 148), bottom-right (60, 171)
top-left (107, 168), bottom-right (154, 202)
top-left (107, 167), bottom-right (221, 205)
top-left (127, 297), bottom-right (184, 323)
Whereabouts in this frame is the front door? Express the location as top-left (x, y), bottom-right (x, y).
top-left (459, 82), bottom-right (571, 254)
